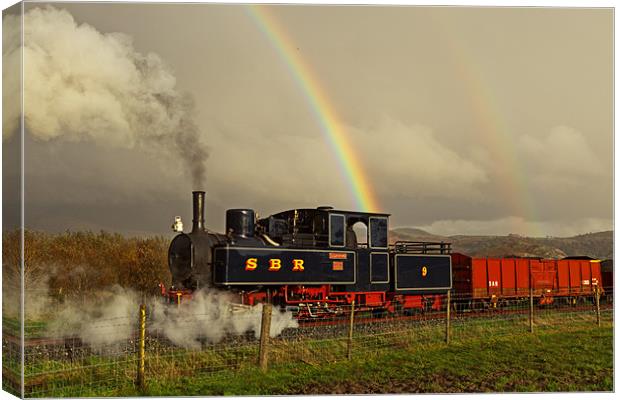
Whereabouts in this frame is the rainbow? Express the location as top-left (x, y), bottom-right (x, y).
top-left (452, 49), bottom-right (540, 234)
top-left (246, 5), bottom-right (381, 213)
top-left (430, 15), bottom-right (541, 235)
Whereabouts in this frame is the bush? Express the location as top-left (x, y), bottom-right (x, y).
top-left (2, 229), bottom-right (171, 303)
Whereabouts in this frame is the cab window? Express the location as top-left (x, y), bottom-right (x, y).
top-left (369, 217), bottom-right (388, 248)
top-left (329, 214), bottom-right (345, 247)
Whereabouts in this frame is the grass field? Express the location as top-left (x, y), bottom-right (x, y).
top-left (141, 322), bottom-right (613, 395)
top-left (3, 230), bottom-right (613, 396)
top-left (13, 311), bottom-right (612, 397)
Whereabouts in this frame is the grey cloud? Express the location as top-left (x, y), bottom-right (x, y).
top-left (8, 4), bottom-right (613, 237)
top-left (4, 6), bottom-right (208, 187)
top-left (518, 126), bottom-right (606, 178)
top-left (350, 117), bottom-right (488, 199)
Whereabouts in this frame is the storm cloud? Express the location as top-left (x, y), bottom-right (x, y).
top-left (518, 126), bottom-right (606, 187)
top-left (5, 4), bottom-right (612, 237)
top-left (3, 6), bottom-right (208, 187)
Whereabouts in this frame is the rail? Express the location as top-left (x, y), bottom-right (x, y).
top-left (392, 241), bottom-right (452, 254)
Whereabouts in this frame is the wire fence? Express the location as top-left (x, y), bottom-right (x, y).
top-left (2, 287), bottom-right (613, 397)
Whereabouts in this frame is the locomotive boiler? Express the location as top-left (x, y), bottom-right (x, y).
top-left (163, 191), bottom-right (453, 317)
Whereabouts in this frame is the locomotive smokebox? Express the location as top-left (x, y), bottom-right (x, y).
top-left (226, 209), bottom-right (255, 238)
top-left (192, 191), bottom-right (206, 233)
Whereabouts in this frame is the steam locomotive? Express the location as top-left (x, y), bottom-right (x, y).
top-left (164, 192), bottom-right (609, 318)
top-left (163, 191), bottom-right (453, 318)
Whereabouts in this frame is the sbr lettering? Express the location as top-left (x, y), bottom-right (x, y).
top-left (269, 259), bottom-right (282, 271)
top-left (292, 259), bottom-right (305, 271)
top-left (245, 258), bottom-right (258, 271)
top-left (244, 258), bottom-right (305, 271)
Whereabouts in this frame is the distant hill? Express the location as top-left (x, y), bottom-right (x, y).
top-left (389, 228), bottom-right (613, 260)
top-left (389, 228), bottom-right (446, 242)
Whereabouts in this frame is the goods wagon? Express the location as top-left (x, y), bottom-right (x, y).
top-left (601, 259), bottom-right (613, 300)
top-left (451, 253), bottom-right (603, 307)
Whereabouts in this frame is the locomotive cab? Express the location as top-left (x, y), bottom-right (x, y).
top-left (256, 208), bottom-right (389, 250)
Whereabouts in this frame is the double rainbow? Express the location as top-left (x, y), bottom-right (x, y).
top-left (247, 6), bottom-right (537, 232)
top-left (246, 5), bottom-right (381, 213)
top-left (431, 15), bottom-right (540, 234)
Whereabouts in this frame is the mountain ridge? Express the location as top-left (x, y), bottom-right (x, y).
top-left (389, 229), bottom-right (613, 259)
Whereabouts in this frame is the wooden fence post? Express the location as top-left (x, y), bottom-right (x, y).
top-left (347, 300), bottom-right (355, 360)
top-left (595, 285), bottom-right (601, 327)
top-left (445, 291), bottom-right (451, 344)
top-left (137, 303), bottom-right (146, 391)
top-left (529, 287), bottom-right (534, 333)
top-left (258, 303), bottom-right (272, 372)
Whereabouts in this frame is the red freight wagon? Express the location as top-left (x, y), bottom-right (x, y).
top-left (600, 259), bottom-right (613, 300)
top-left (555, 257), bottom-right (604, 303)
top-left (451, 253), bottom-right (603, 307)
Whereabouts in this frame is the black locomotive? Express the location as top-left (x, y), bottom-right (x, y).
top-left (164, 191), bottom-right (452, 318)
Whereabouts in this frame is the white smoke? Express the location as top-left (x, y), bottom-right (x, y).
top-left (45, 287), bottom-right (298, 348)
top-left (2, 6), bottom-right (208, 186)
top-left (149, 290), bottom-right (298, 349)
top-left (46, 285), bottom-right (141, 347)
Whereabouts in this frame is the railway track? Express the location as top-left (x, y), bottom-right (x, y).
top-left (3, 302), bottom-right (611, 351)
top-left (296, 302), bottom-right (612, 328)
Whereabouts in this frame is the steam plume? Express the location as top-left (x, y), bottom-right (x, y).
top-left (2, 6), bottom-right (207, 186)
top-left (45, 287), bottom-right (298, 348)
top-left (46, 286), bottom-right (140, 347)
top-left (149, 290), bottom-right (298, 349)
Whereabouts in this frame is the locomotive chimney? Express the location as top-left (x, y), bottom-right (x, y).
top-left (192, 191), bottom-right (206, 232)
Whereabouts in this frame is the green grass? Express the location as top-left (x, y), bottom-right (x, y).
top-left (3, 316), bottom-right (50, 338)
top-left (19, 313), bottom-right (613, 396)
top-left (140, 321), bottom-right (613, 395)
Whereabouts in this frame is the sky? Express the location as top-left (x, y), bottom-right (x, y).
top-left (2, 2), bottom-right (613, 237)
